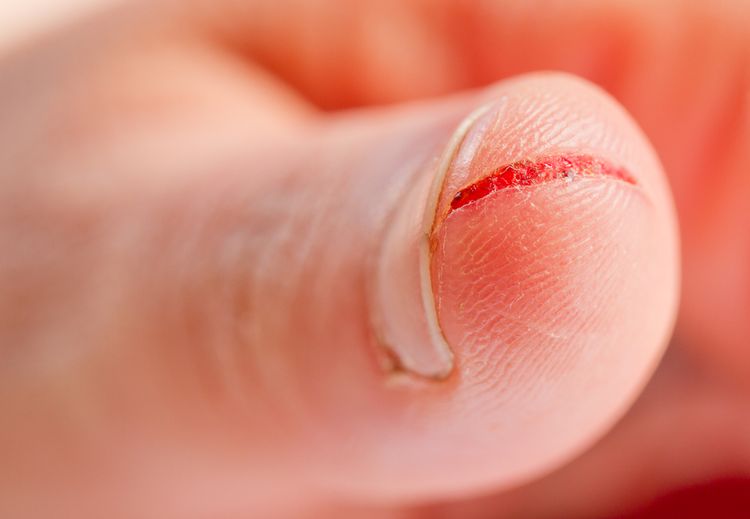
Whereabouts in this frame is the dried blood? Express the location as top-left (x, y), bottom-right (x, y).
top-left (450, 155), bottom-right (635, 212)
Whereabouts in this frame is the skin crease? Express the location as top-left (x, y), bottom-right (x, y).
top-left (0, 1), bottom-right (748, 519)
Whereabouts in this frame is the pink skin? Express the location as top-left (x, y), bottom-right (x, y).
top-left (0, 0), bottom-right (749, 517)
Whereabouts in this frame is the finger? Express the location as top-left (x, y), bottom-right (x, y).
top-left (166, 0), bottom-right (750, 382)
top-left (0, 71), bottom-right (679, 517)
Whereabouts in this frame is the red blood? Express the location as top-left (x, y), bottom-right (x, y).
top-left (449, 155), bottom-right (636, 212)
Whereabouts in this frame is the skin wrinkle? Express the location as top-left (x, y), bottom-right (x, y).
top-left (455, 278), bottom-right (557, 361)
top-left (440, 180), bottom-right (628, 342)
top-left (170, 141), bottom-right (369, 448)
top-left (434, 176), bottom-right (650, 419)
top-left (242, 188), bottom-right (309, 400)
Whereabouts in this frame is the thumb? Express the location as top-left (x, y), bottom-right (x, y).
top-left (252, 73), bottom-right (679, 500)
top-left (0, 73), bottom-right (679, 516)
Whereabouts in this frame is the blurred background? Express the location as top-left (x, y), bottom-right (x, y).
top-left (0, 0), bottom-right (109, 50)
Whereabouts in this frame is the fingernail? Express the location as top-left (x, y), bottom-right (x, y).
top-left (370, 103), bottom-right (493, 380)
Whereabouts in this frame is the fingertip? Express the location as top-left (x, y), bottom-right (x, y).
top-left (367, 73), bottom-right (680, 499)
top-left (434, 73), bottom-right (679, 488)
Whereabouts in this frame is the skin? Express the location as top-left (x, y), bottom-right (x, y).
top-left (0, 0), bottom-right (748, 517)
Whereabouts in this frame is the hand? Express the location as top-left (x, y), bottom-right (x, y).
top-left (0, 1), bottom-right (747, 517)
